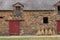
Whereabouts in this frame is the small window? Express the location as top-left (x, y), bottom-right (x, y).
top-left (58, 6), bottom-right (60, 14)
top-left (16, 6), bottom-right (20, 10)
top-left (14, 6), bottom-right (21, 16)
top-left (43, 17), bottom-right (48, 24)
top-left (0, 17), bottom-right (3, 19)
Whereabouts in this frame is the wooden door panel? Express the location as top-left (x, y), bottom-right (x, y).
top-left (57, 21), bottom-right (60, 33)
top-left (9, 20), bottom-right (20, 35)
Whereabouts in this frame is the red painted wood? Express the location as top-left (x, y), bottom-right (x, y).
top-left (57, 21), bottom-right (60, 33)
top-left (9, 20), bottom-right (20, 35)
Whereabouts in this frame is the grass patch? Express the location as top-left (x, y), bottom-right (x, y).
top-left (0, 37), bottom-right (60, 40)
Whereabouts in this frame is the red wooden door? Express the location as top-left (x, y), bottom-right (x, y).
top-left (9, 20), bottom-right (20, 35)
top-left (57, 21), bottom-right (60, 33)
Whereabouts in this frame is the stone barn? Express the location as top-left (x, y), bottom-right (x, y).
top-left (0, 0), bottom-right (60, 36)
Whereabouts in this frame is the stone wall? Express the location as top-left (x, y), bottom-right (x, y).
top-left (20, 10), bottom-right (56, 35)
top-left (0, 10), bottom-right (57, 36)
top-left (0, 11), bottom-right (12, 35)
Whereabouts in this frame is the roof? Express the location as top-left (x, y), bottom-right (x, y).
top-left (13, 2), bottom-right (24, 7)
top-left (0, 0), bottom-right (60, 10)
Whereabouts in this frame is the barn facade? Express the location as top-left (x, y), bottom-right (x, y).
top-left (0, 0), bottom-right (60, 36)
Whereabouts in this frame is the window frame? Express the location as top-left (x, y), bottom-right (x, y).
top-left (43, 17), bottom-right (48, 24)
top-left (58, 6), bottom-right (60, 14)
top-left (14, 6), bottom-right (21, 16)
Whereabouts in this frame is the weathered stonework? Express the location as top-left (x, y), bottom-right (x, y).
top-left (20, 10), bottom-right (57, 35)
top-left (0, 10), bottom-right (57, 36)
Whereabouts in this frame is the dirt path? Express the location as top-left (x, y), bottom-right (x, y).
top-left (0, 35), bottom-right (60, 38)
